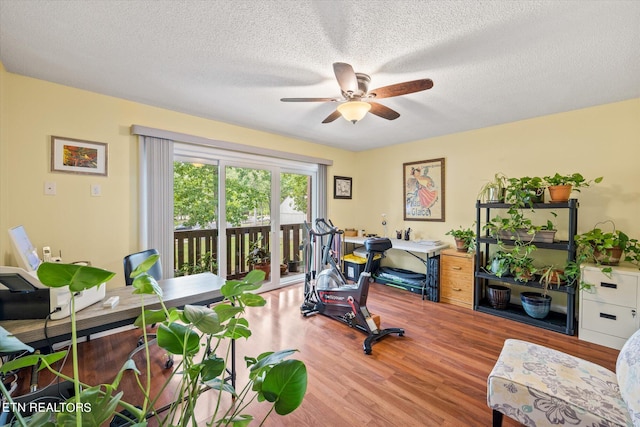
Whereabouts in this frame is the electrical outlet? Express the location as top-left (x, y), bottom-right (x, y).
top-left (44, 181), bottom-right (56, 195)
top-left (90, 184), bottom-right (102, 196)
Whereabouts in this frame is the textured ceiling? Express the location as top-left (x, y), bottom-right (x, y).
top-left (1, 0), bottom-right (639, 151)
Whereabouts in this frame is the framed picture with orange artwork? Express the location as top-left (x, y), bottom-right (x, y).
top-left (403, 158), bottom-right (445, 221)
top-left (51, 136), bottom-right (108, 176)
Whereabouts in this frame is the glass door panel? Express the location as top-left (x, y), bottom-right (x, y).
top-left (280, 172), bottom-right (311, 281)
top-left (225, 166), bottom-right (272, 282)
top-left (173, 161), bottom-right (219, 276)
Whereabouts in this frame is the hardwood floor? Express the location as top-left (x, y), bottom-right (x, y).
top-left (17, 282), bottom-right (620, 426)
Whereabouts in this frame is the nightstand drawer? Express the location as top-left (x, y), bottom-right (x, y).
top-left (581, 267), bottom-right (638, 307)
top-left (580, 299), bottom-right (639, 339)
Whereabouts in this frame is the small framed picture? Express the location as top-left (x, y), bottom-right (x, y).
top-left (51, 136), bottom-right (108, 176)
top-left (334, 176), bottom-right (352, 199)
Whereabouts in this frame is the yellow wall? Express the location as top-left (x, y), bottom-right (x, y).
top-left (1, 64), bottom-right (639, 283)
top-left (0, 68), bottom-right (355, 286)
top-left (347, 99), bottom-right (640, 270)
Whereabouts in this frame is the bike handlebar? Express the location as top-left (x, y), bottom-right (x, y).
top-left (310, 218), bottom-right (343, 237)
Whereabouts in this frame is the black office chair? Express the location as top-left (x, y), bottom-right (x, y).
top-left (123, 249), bottom-right (173, 368)
top-left (123, 248), bottom-right (162, 286)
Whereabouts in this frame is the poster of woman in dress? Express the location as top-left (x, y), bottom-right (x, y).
top-left (403, 158), bottom-right (445, 221)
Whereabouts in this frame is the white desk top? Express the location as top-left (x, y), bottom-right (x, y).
top-left (343, 236), bottom-right (449, 255)
top-left (0, 272), bottom-right (225, 348)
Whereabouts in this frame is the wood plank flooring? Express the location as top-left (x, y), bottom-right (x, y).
top-left (14, 282), bottom-right (620, 426)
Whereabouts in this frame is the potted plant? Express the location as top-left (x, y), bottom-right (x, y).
top-left (484, 209), bottom-right (557, 244)
top-left (505, 176), bottom-right (545, 207)
top-left (504, 243), bottom-right (537, 282)
top-left (477, 173), bottom-right (508, 203)
top-left (248, 236), bottom-right (271, 279)
top-left (486, 250), bottom-right (511, 278)
top-left (0, 259), bottom-right (308, 425)
top-left (543, 173), bottom-right (603, 202)
top-left (445, 226), bottom-right (476, 252)
top-left (287, 256), bottom-right (300, 273)
top-left (574, 221), bottom-right (640, 271)
top-left (175, 251), bottom-right (217, 276)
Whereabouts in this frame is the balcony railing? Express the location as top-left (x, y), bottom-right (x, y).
top-left (174, 223), bottom-right (305, 279)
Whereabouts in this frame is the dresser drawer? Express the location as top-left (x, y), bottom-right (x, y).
top-left (580, 299), bottom-right (639, 339)
top-left (581, 267), bottom-right (638, 307)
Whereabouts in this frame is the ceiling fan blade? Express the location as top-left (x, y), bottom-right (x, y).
top-left (369, 102), bottom-right (400, 120)
top-left (333, 62), bottom-right (358, 95)
top-left (369, 79), bottom-right (433, 99)
top-left (280, 97), bottom-right (339, 102)
top-left (322, 110), bottom-right (342, 124)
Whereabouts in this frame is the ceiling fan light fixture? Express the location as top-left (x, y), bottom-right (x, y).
top-left (337, 101), bottom-right (371, 124)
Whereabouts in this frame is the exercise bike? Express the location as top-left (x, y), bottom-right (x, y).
top-left (300, 218), bottom-right (404, 354)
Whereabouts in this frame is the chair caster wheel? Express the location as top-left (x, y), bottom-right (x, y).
top-left (165, 358), bottom-right (174, 369)
top-left (399, 332), bottom-right (405, 337)
top-left (137, 337), bottom-right (144, 347)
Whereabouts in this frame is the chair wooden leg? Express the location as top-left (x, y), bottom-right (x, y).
top-left (492, 409), bottom-right (503, 427)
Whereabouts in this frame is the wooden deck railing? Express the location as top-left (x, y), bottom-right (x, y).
top-left (174, 223), bottom-right (305, 279)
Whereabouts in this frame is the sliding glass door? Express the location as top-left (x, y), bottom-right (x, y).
top-left (173, 143), bottom-right (316, 289)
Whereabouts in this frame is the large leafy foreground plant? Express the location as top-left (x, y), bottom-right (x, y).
top-left (0, 257), bottom-right (307, 426)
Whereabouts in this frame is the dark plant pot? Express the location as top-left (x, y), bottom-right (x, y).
top-left (487, 285), bottom-right (511, 309)
top-left (523, 188), bottom-right (545, 204)
top-left (548, 185), bottom-right (572, 203)
top-left (594, 246), bottom-right (623, 266)
top-left (521, 292), bottom-right (552, 319)
top-left (287, 261), bottom-right (299, 273)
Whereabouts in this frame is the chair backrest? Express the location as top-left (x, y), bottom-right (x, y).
top-left (617, 328), bottom-right (640, 424)
top-left (123, 249), bottom-right (162, 286)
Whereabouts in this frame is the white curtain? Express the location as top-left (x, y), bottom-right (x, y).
top-left (139, 136), bottom-right (174, 279)
top-left (317, 164), bottom-right (328, 219)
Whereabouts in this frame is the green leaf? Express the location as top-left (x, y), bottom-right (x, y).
top-left (133, 309), bottom-right (166, 328)
top-left (157, 322), bottom-right (200, 355)
top-left (183, 305), bottom-right (223, 334)
top-left (55, 387), bottom-right (124, 426)
top-left (213, 304), bottom-right (244, 323)
top-left (238, 293), bottom-right (267, 307)
top-left (0, 351), bottom-right (66, 374)
top-left (130, 254), bottom-right (160, 279)
top-left (201, 355), bottom-right (226, 381)
top-left (261, 359), bottom-right (307, 415)
top-left (37, 262), bottom-right (115, 292)
top-left (203, 377), bottom-right (236, 396)
top-left (132, 274), bottom-right (162, 296)
top-left (216, 414), bottom-right (253, 427)
top-left (0, 328), bottom-right (33, 354)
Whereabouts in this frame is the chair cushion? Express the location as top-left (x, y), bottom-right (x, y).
top-left (617, 329), bottom-right (640, 426)
top-left (488, 339), bottom-right (632, 426)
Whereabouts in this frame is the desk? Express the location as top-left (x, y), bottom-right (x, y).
top-left (343, 237), bottom-right (449, 299)
top-left (0, 272), bottom-right (225, 350)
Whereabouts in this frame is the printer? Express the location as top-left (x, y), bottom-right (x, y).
top-left (0, 266), bottom-right (105, 321)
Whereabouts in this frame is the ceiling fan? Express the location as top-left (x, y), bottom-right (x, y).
top-left (280, 62), bottom-right (433, 124)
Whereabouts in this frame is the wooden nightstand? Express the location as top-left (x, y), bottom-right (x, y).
top-left (440, 249), bottom-right (476, 309)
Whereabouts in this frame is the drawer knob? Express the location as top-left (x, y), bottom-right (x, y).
top-left (452, 266), bottom-right (462, 270)
top-left (600, 282), bottom-right (617, 289)
top-left (633, 309), bottom-right (637, 318)
top-left (453, 287), bottom-right (462, 291)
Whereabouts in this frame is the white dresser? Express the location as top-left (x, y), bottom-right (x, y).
top-left (579, 263), bottom-right (640, 349)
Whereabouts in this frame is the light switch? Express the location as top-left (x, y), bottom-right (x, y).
top-left (90, 184), bottom-right (102, 196)
top-left (44, 181), bottom-right (56, 195)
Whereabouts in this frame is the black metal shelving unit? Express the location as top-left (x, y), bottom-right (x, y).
top-left (473, 199), bottom-right (579, 335)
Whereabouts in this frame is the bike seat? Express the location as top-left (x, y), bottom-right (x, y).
top-left (365, 237), bottom-right (392, 253)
